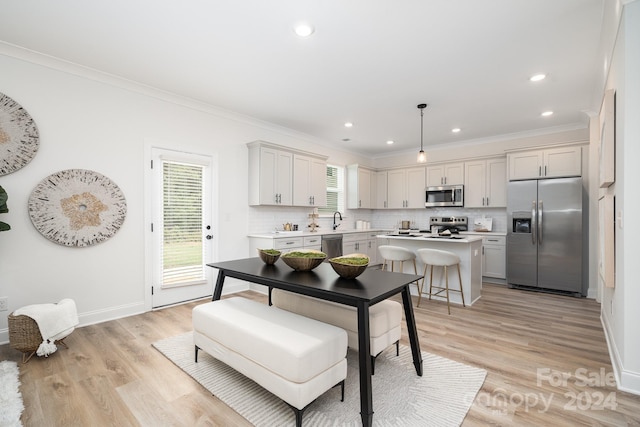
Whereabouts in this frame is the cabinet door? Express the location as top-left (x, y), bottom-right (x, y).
top-left (373, 171), bottom-right (387, 208)
top-left (464, 161), bottom-right (486, 208)
top-left (406, 167), bottom-right (426, 208)
top-left (426, 163), bottom-right (464, 186)
top-left (347, 165), bottom-right (372, 209)
top-left (358, 168), bottom-right (371, 208)
top-left (444, 163), bottom-right (465, 185)
top-left (259, 147), bottom-right (279, 205)
top-left (260, 147), bottom-right (292, 205)
top-left (343, 241), bottom-right (357, 256)
top-left (483, 244), bottom-right (506, 278)
top-left (426, 165), bottom-right (445, 187)
top-left (486, 158), bottom-right (506, 207)
top-left (387, 169), bottom-right (406, 208)
top-left (276, 151), bottom-right (293, 205)
top-left (508, 151), bottom-right (543, 180)
top-left (366, 238), bottom-right (378, 264)
top-left (544, 146), bottom-right (581, 178)
top-left (310, 157), bottom-right (327, 206)
top-left (292, 154), bottom-right (312, 206)
top-left (293, 155), bottom-right (326, 207)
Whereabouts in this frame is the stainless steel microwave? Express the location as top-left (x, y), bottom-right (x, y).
top-left (425, 185), bottom-right (464, 207)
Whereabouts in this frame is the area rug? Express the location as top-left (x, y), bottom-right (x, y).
top-left (154, 332), bottom-right (486, 426)
top-left (0, 360), bottom-right (24, 427)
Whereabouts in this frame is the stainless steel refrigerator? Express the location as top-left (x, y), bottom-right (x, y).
top-left (506, 177), bottom-right (586, 296)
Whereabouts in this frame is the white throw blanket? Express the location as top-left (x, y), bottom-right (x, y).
top-left (13, 299), bottom-right (79, 357)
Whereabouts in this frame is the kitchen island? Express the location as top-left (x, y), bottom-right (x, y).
top-left (377, 233), bottom-right (483, 305)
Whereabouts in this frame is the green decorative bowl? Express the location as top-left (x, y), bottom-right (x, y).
top-left (281, 249), bottom-right (327, 271)
top-left (258, 248), bottom-right (281, 265)
top-left (328, 254), bottom-right (370, 279)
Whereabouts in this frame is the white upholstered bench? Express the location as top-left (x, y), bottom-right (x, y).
top-left (271, 289), bottom-right (402, 374)
top-left (192, 297), bottom-right (348, 426)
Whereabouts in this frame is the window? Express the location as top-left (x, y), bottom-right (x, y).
top-left (161, 161), bottom-right (206, 286)
top-left (319, 165), bottom-right (345, 214)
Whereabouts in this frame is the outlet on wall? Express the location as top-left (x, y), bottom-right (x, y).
top-left (0, 296), bottom-right (8, 311)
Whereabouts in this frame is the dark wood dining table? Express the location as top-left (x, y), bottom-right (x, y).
top-left (207, 257), bottom-right (423, 427)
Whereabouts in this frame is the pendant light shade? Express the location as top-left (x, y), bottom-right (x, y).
top-left (417, 103), bottom-right (427, 163)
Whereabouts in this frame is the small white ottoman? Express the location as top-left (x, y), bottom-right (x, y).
top-left (193, 297), bottom-right (347, 426)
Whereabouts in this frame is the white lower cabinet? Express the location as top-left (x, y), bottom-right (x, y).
top-left (482, 236), bottom-right (506, 279)
top-left (249, 235), bottom-right (316, 255)
top-left (342, 232), bottom-right (378, 264)
top-left (303, 235), bottom-right (322, 251)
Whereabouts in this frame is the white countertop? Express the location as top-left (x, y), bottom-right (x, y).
top-left (460, 231), bottom-right (506, 236)
top-left (248, 229), bottom-right (392, 239)
top-left (379, 233), bottom-right (484, 243)
top-left (248, 229), bottom-right (504, 239)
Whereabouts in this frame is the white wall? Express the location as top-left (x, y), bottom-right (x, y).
top-left (0, 47), bottom-right (371, 341)
top-left (600, 0), bottom-right (640, 395)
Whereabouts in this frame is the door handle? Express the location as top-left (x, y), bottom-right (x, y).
top-left (531, 201), bottom-right (536, 245)
top-left (206, 235), bottom-right (213, 240)
top-left (538, 201), bottom-right (543, 245)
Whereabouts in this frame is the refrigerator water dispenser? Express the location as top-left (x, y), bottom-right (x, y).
top-left (513, 218), bottom-right (531, 233)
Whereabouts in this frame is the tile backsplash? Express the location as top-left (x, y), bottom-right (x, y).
top-left (249, 206), bottom-right (507, 233)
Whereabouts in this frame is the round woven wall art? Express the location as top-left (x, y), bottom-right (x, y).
top-left (28, 169), bottom-right (127, 247)
top-left (0, 92), bottom-right (40, 176)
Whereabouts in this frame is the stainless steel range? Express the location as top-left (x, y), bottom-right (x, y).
top-left (429, 216), bottom-right (468, 234)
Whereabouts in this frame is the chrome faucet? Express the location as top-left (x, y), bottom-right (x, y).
top-left (333, 211), bottom-right (343, 230)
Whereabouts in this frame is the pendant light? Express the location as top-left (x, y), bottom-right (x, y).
top-left (417, 103), bottom-right (427, 163)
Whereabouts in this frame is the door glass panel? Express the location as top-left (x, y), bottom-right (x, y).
top-left (162, 161), bottom-right (206, 287)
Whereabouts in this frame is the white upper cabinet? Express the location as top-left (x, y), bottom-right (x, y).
top-left (508, 146), bottom-right (581, 180)
top-left (248, 141), bottom-right (327, 207)
top-left (249, 144), bottom-right (293, 206)
top-left (464, 158), bottom-right (506, 208)
top-left (347, 164), bottom-right (372, 209)
top-left (387, 167), bottom-right (425, 209)
top-left (406, 167), bottom-right (427, 208)
top-left (386, 169), bottom-right (405, 209)
top-left (426, 162), bottom-right (464, 186)
top-left (293, 154), bottom-right (327, 207)
top-left (374, 171), bottom-right (388, 209)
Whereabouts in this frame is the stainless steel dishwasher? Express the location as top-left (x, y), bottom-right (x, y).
top-left (321, 234), bottom-right (343, 260)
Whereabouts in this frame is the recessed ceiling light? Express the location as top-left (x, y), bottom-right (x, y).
top-left (344, 122), bottom-right (353, 128)
top-left (386, 140), bottom-right (395, 145)
top-left (530, 74), bottom-right (546, 82)
top-left (451, 128), bottom-right (461, 133)
top-left (294, 23), bottom-right (315, 37)
top-left (541, 111), bottom-right (554, 117)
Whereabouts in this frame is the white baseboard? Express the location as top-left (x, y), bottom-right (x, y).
top-left (0, 301), bottom-right (147, 346)
top-left (0, 278), bottom-right (253, 346)
top-left (601, 311), bottom-right (640, 396)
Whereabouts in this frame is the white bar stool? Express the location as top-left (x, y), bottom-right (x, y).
top-left (416, 248), bottom-right (465, 314)
top-left (378, 245), bottom-right (417, 274)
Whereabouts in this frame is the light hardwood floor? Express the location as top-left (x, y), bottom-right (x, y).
top-left (2, 284), bottom-right (639, 426)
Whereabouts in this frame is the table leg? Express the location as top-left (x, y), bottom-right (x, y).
top-left (212, 269), bottom-right (226, 301)
top-left (357, 301), bottom-right (374, 427)
top-left (401, 284), bottom-right (423, 376)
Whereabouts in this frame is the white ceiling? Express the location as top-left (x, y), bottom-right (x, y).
top-left (0, 0), bottom-right (607, 156)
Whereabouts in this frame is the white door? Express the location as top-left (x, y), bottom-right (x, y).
top-left (151, 148), bottom-right (215, 308)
